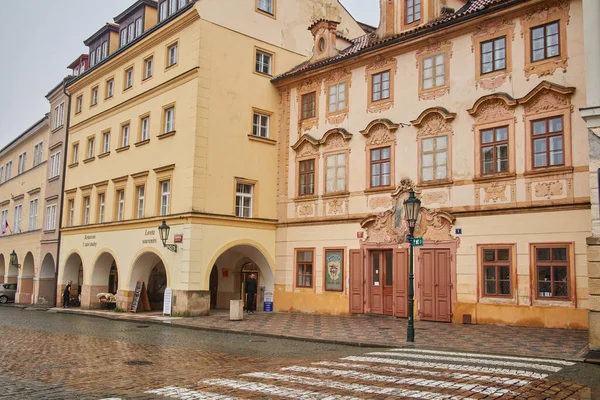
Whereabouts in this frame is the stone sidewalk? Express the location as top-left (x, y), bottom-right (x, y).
top-left (46, 306), bottom-right (590, 361)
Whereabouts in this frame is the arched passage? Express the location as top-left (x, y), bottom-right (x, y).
top-left (61, 252), bottom-right (84, 307)
top-left (5, 252), bottom-right (18, 284)
top-left (37, 253), bottom-right (56, 305)
top-left (209, 244), bottom-right (275, 312)
top-left (0, 254), bottom-right (5, 284)
top-left (16, 252), bottom-right (35, 304)
top-left (88, 252), bottom-right (118, 309)
top-left (129, 251), bottom-right (168, 312)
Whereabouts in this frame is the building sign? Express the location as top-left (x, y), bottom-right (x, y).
top-left (163, 287), bottom-right (172, 316)
top-left (142, 229), bottom-right (157, 245)
top-left (324, 249), bottom-right (343, 291)
top-left (412, 237), bottom-right (424, 246)
top-left (263, 291), bottom-right (273, 312)
top-left (82, 235), bottom-right (97, 248)
top-left (174, 234), bottom-right (183, 243)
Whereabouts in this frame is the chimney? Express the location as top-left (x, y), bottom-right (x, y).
top-left (308, 19), bottom-right (341, 63)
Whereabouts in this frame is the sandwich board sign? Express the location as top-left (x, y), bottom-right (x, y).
top-left (163, 287), bottom-right (173, 316)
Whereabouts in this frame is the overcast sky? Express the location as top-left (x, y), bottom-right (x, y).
top-left (0, 0), bottom-right (379, 150)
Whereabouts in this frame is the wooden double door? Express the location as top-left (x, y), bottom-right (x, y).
top-left (419, 249), bottom-right (452, 322)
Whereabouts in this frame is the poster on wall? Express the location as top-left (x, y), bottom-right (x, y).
top-left (325, 249), bottom-right (344, 292)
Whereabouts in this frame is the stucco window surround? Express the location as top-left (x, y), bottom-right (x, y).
top-left (155, 164), bottom-right (175, 217)
top-left (90, 86), bottom-right (99, 108)
top-left (80, 185), bottom-right (93, 226)
top-left (324, 68), bottom-right (352, 125)
top-left (529, 242), bottom-right (576, 308)
top-left (254, 46), bottom-right (274, 77)
top-left (292, 136), bottom-right (319, 201)
top-left (132, 171), bottom-right (149, 219)
top-left (255, 0), bottom-right (276, 19)
top-left (165, 39), bottom-right (179, 70)
top-left (83, 135), bottom-right (96, 163)
top-left (249, 107), bottom-right (275, 144)
top-left (360, 119), bottom-right (399, 193)
top-left (63, 188), bottom-right (76, 227)
top-left (70, 141), bottom-right (80, 168)
top-left (136, 113), bottom-right (151, 146)
top-left (75, 95), bottom-right (83, 115)
top-left (94, 180), bottom-right (108, 224)
top-left (365, 56), bottom-right (398, 114)
top-left (477, 244), bottom-right (518, 305)
top-left (105, 77), bottom-right (115, 100)
top-left (410, 108), bottom-right (455, 188)
top-left (518, 82), bottom-right (575, 175)
top-left (159, 102), bottom-right (176, 139)
top-left (294, 247), bottom-right (316, 291)
top-left (99, 129), bottom-right (111, 158)
top-left (112, 175), bottom-right (129, 222)
top-left (296, 78), bottom-right (322, 133)
top-left (467, 94), bottom-right (518, 180)
top-left (415, 41), bottom-right (452, 101)
top-left (471, 19), bottom-right (515, 90)
top-left (520, 1), bottom-right (569, 79)
top-left (233, 177), bottom-right (258, 218)
top-left (123, 65), bottom-right (135, 92)
top-left (143, 54), bottom-right (154, 82)
top-left (321, 129), bottom-right (352, 198)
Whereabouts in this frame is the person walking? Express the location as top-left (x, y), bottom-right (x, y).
top-left (245, 274), bottom-right (257, 314)
top-left (62, 281), bottom-right (72, 308)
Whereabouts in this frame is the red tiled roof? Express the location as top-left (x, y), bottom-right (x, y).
top-left (274, 0), bottom-right (519, 81)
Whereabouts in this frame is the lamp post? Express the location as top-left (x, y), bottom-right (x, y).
top-left (9, 250), bottom-right (20, 269)
top-left (403, 189), bottom-right (421, 343)
top-left (158, 220), bottom-right (177, 253)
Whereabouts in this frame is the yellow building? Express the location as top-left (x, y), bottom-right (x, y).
top-left (59, 0), bottom-right (365, 315)
top-left (272, 0), bottom-right (591, 329)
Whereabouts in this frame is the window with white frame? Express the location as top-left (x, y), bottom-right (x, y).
top-left (102, 132), bottom-right (111, 154)
top-left (135, 18), bottom-right (143, 37)
top-left (98, 193), bottom-right (105, 223)
top-left (257, 0), bottom-right (274, 14)
top-left (54, 102), bottom-right (65, 129)
top-left (106, 79), bottom-right (114, 98)
top-left (421, 136), bottom-right (448, 182)
top-left (5, 161), bottom-right (12, 181)
top-left (76, 95), bottom-right (83, 113)
top-left (137, 186), bottom-right (145, 219)
top-left (144, 57), bottom-right (153, 79)
top-left (328, 82), bottom-right (347, 113)
top-left (45, 204), bottom-right (56, 231)
top-left (120, 29), bottom-right (127, 47)
top-left (159, 1), bottom-right (168, 21)
top-left (325, 153), bottom-right (346, 193)
top-left (122, 125), bottom-right (130, 147)
top-left (68, 199), bottom-right (74, 226)
top-left (49, 152), bottom-right (61, 179)
top-left (117, 190), bottom-right (125, 221)
top-left (164, 107), bottom-right (175, 133)
top-left (28, 198), bottom-right (38, 231)
top-left (102, 41), bottom-right (108, 59)
top-left (83, 197), bottom-right (90, 225)
top-left (141, 117), bottom-right (150, 141)
top-left (96, 47), bottom-right (101, 63)
top-left (167, 43), bottom-right (178, 67)
top-left (33, 142), bottom-right (43, 167)
top-left (235, 182), bottom-right (253, 218)
top-left (72, 144), bottom-right (79, 164)
top-left (125, 68), bottom-right (133, 89)
top-left (169, 0), bottom-right (177, 15)
top-left (14, 204), bottom-right (22, 233)
top-left (91, 87), bottom-right (98, 106)
top-left (160, 180), bottom-right (171, 216)
top-left (252, 113), bottom-right (269, 138)
top-left (255, 50), bottom-right (272, 75)
top-left (128, 23), bottom-right (134, 43)
top-left (422, 54), bottom-right (445, 90)
top-left (87, 138), bottom-right (95, 159)
top-left (0, 166), bottom-right (3, 184)
top-left (1, 209), bottom-right (8, 234)
top-left (17, 153), bottom-right (27, 175)
top-left (90, 51), bottom-right (96, 67)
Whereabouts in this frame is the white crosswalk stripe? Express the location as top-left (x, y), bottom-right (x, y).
top-left (366, 351), bottom-right (563, 372)
top-left (145, 386), bottom-right (238, 400)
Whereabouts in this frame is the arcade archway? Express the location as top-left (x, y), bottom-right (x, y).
top-left (89, 252), bottom-right (119, 309)
top-left (0, 254), bottom-right (5, 284)
top-left (61, 252), bottom-right (84, 306)
top-left (129, 251), bottom-right (168, 311)
top-left (16, 252), bottom-right (35, 304)
top-left (37, 253), bottom-right (56, 305)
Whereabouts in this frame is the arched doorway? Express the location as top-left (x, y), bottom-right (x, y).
top-left (61, 252), bottom-right (83, 307)
top-left (130, 252), bottom-right (168, 312)
top-left (5, 252), bottom-right (18, 284)
top-left (210, 265), bottom-right (218, 309)
top-left (90, 252), bottom-right (118, 309)
top-left (37, 253), bottom-right (56, 305)
top-left (0, 254), bottom-right (5, 284)
top-left (16, 252), bottom-right (35, 304)
top-left (209, 244), bottom-right (275, 312)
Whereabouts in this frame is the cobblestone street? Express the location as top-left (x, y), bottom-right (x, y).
top-left (0, 307), bottom-right (598, 399)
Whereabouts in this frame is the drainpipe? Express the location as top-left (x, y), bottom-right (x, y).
top-left (53, 78), bottom-right (72, 307)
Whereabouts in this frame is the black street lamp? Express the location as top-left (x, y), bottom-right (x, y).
top-left (403, 189), bottom-right (421, 343)
top-left (158, 220), bottom-right (177, 253)
top-left (9, 250), bottom-right (20, 269)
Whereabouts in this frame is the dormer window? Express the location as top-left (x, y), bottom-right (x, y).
top-left (258, 0), bottom-right (274, 15)
top-left (135, 18), bottom-right (143, 37)
top-left (159, 0), bottom-right (188, 22)
top-left (405, 0), bottom-right (421, 24)
top-left (102, 41), bottom-right (108, 59)
top-left (90, 52), bottom-right (96, 67)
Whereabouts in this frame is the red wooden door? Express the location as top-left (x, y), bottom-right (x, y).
top-left (349, 250), bottom-right (363, 314)
top-left (393, 248), bottom-right (408, 318)
top-left (382, 250), bottom-right (394, 316)
top-left (419, 249), bottom-right (435, 321)
top-left (435, 249), bottom-right (452, 322)
top-left (369, 251), bottom-right (383, 314)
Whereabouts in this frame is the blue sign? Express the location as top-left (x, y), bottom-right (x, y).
top-left (455, 228), bottom-right (462, 235)
top-left (263, 302), bottom-right (273, 312)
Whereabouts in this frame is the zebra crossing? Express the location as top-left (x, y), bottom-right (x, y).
top-left (144, 347), bottom-right (579, 399)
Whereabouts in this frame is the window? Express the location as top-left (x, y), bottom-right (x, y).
top-left (167, 43), bottom-right (178, 67)
top-left (135, 18), bottom-right (143, 37)
top-left (255, 50), bottom-right (272, 75)
top-left (117, 190), bottom-right (125, 221)
top-left (480, 126), bottom-right (508, 175)
top-left (298, 159), bottom-right (315, 196)
top-left (106, 79), bottom-right (114, 98)
top-left (91, 87), bottom-right (98, 106)
top-left (68, 200), bottom-right (74, 226)
top-left (14, 204), bottom-right (22, 233)
top-left (137, 186), bottom-right (145, 219)
top-left (405, 0), bottom-right (421, 24)
top-left (54, 102), bottom-right (65, 128)
top-left (72, 144), bottom-right (79, 164)
top-left (159, 1), bottom-right (168, 21)
top-left (531, 22), bottom-right (560, 62)
top-left (17, 153), bottom-right (26, 174)
top-left (141, 117), bottom-right (150, 141)
top-left (96, 47), bottom-right (101, 63)
top-left (5, 161), bottom-right (12, 181)
top-left (121, 125), bottom-right (130, 147)
top-left (328, 82), bottom-right (347, 113)
top-left (235, 182), bottom-right (253, 218)
top-left (128, 23), bottom-right (134, 43)
top-left (45, 205), bottom-right (56, 231)
top-left (257, 0), bottom-right (274, 14)
top-left (87, 137), bottom-right (95, 159)
top-left (102, 42), bottom-right (108, 59)
top-left (28, 199), bottom-right (38, 231)
top-left (535, 245), bottom-right (569, 299)
top-left (296, 249), bottom-right (313, 288)
top-left (102, 132), bottom-right (110, 154)
top-left (49, 152), bottom-right (61, 179)
top-left (371, 71), bottom-right (390, 102)
top-left (0, 167), bottom-right (3, 184)
top-left (83, 197), bottom-right (90, 225)
top-left (326, 153), bottom-right (346, 193)
top-left (169, 0), bottom-right (177, 15)
top-left (481, 37), bottom-right (506, 74)
top-left (301, 92), bottom-right (316, 120)
top-left (1, 210), bottom-right (7, 233)
top-left (125, 68), bottom-right (133, 89)
top-left (120, 29), bottom-right (127, 47)
top-left (532, 116), bottom-right (563, 168)
top-left (178, 0), bottom-right (187, 8)
top-left (90, 51), bottom-right (96, 67)
top-left (252, 113), bottom-right (269, 138)
top-left (144, 57), bottom-right (153, 79)
top-left (33, 142), bottom-right (43, 167)
top-left (160, 180), bottom-right (171, 216)
top-left (423, 54), bottom-right (445, 90)
top-left (164, 107), bottom-right (175, 133)
top-left (98, 194), bottom-right (105, 223)
top-left (482, 247), bottom-right (511, 296)
top-left (76, 95), bottom-right (83, 114)
top-left (421, 136), bottom-right (448, 182)
top-left (370, 147), bottom-right (391, 188)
